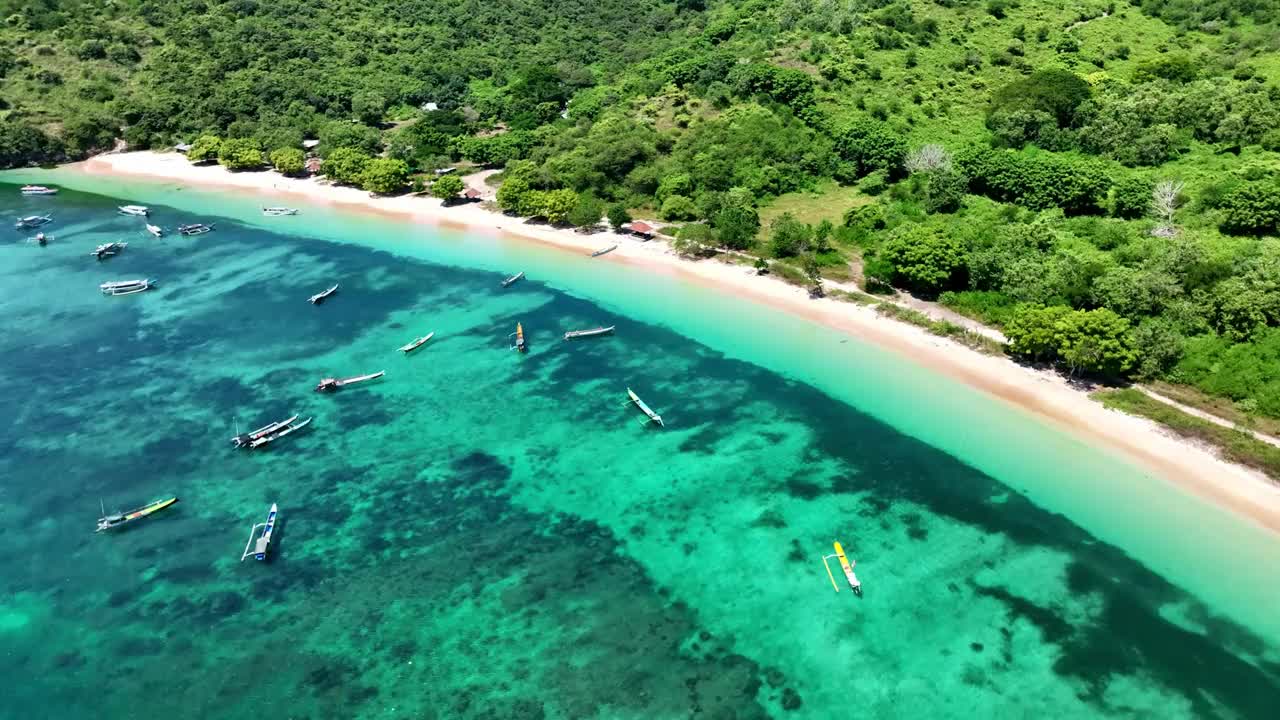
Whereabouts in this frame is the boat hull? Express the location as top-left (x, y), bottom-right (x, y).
top-left (96, 497), bottom-right (179, 533)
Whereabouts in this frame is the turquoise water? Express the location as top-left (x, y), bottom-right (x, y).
top-left (2, 171), bottom-right (1278, 719)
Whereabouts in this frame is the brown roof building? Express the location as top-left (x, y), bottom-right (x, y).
top-left (627, 221), bottom-right (654, 237)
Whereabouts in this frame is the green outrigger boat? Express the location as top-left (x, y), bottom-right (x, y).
top-left (96, 497), bottom-right (179, 533)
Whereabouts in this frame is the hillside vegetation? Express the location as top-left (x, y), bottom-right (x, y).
top-left (7, 0), bottom-right (1280, 419)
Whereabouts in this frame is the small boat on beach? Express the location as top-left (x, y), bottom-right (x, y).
top-left (564, 325), bottom-right (615, 341)
top-left (146, 223), bottom-right (163, 237)
top-left (15, 214), bottom-right (52, 229)
top-left (315, 370), bottom-right (385, 392)
top-left (590, 244), bottom-right (618, 257)
top-left (308, 284), bottom-right (339, 304)
top-left (240, 503), bottom-right (279, 561)
top-left (262, 207), bottom-right (298, 216)
top-left (512, 322), bottom-right (527, 353)
top-left (96, 497), bottom-right (178, 533)
top-left (91, 242), bottom-right (127, 260)
top-left (627, 387), bottom-right (664, 427)
top-left (21, 185), bottom-right (58, 196)
top-left (118, 205), bottom-right (149, 216)
top-left (178, 223), bottom-right (213, 236)
top-left (399, 332), bottom-right (435, 353)
top-left (100, 278), bottom-right (154, 295)
top-left (231, 414), bottom-right (312, 450)
top-left (501, 271), bottom-right (525, 288)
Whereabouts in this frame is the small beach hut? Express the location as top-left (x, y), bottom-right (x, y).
top-left (463, 188), bottom-right (482, 202)
top-left (302, 139), bottom-right (321, 151)
top-left (174, 142), bottom-right (192, 154)
top-left (626, 221), bottom-right (654, 239)
top-left (304, 157), bottom-right (323, 175)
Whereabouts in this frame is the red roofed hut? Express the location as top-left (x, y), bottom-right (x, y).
top-left (627, 221), bottom-right (654, 238)
top-left (304, 157), bottom-right (323, 175)
top-left (463, 188), bottom-right (482, 202)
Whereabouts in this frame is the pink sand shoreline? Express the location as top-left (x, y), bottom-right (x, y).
top-left (74, 151), bottom-right (1280, 534)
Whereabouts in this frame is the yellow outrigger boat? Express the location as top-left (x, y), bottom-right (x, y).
top-left (96, 497), bottom-right (179, 533)
top-left (821, 540), bottom-right (862, 596)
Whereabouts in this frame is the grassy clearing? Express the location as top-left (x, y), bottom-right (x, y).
top-left (1096, 388), bottom-right (1280, 481)
top-left (873, 302), bottom-right (1006, 356)
top-left (758, 181), bottom-right (873, 232)
top-left (1146, 381), bottom-right (1280, 438)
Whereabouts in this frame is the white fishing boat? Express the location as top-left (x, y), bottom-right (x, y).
top-left (564, 325), bottom-right (615, 340)
top-left (627, 387), bottom-right (664, 427)
top-left (118, 205), bottom-right (149, 216)
top-left (399, 332), bottom-right (435, 353)
top-left (15, 214), bottom-right (52, 229)
top-left (91, 241), bottom-right (127, 259)
top-left (501, 271), bottom-right (525, 288)
top-left (178, 223), bottom-right (213, 236)
top-left (315, 370), bottom-right (385, 392)
top-left (20, 185), bottom-right (58, 196)
top-left (240, 503), bottom-right (279, 561)
top-left (146, 223), bottom-right (163, 237)
top-left (231, 414), bottom-right (312, 449)
top-left (308, 284), bottom-right (339, 304)
top-left (100, 278), bottom-right (154, 296)
top-left (262, 207), bottom-right (298, 216)
top-left (590, 244), bottom-right (618, 257)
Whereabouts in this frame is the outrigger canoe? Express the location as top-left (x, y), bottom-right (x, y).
top-left (627, 387), bottom-right (664, 427)
top-left (564, 325), bottom-right (615, 341)
top-left (513, 322), bottom-right (527, 353)
top-left (399, 332), bottom-right (434, 353)
top-left (502, 271), bottom-right (525, 288)
top-left (96, 497), bottom-right (179, 533)
top-left (308, 284), bottom-right (339, 304)
top-left (590, 244), bottom-right (618, 257)
top-left (241, 503), bottom-right (279, 561)
top-left (315, 370), bottom-right (385, 392)
top-left (833, 541), bottom-right (862, 596)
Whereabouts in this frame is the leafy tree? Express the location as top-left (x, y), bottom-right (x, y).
top-left (322, 148), bottom-right (372, 185)
top-left (958, 147), bottom-right (1110, 213)
top-left (61, 114), bottom-right (118, 157)
top-left (770, 212), bottom-right (811, 258)
top-left (497, 176), bottom-right (532, 213)
top-left (318, 122), bottom-right (381, 156)
top-left (834, 121), bottom-right (907, 178)
top-left (1005, 305), bottom-right (1074, 361)
top-left (0, 120), bottom-right (62, 168)
top-left (660, 194), bottom-right (698, 220)
top-left (269, 147), bottom-right (306, 176)
top-left (881, 225), bottom-right (967, 294)
top-left (802, 253), bottom-right (824, 296)
top-left (1219, 182), bottom-right (1280, 235)
top-left (1112, 176), bottom-right (1153, 219)
top-left (813, 220), bottom-right (834, 253)
top-left (351, 91), bottom-right (387, 126)
top-left (713, 205), bottom-right (761, 250)
top-left (431, 173), bottom-right (465, 200)
top-left (606, 203), bottom-right (632, 230)
top-left (924, 168), bottom-right (968, 213)
top-left (1132, 317), bottom-right (1186, 379)
top-left (187, 135), bottom-right (222, 164)
top-left (673, 223), bottom-right (716, 257)
top-left (360, 158), bottom-right (410, 195)
top-left (534, 188), bottom-right (579, 224)
top-left (987, 68), bottom-right (1091, 146)
top-left (218, 138), bottom-right (264, 170)
top-left (568, 193), bottom-right (605, 229)
top-left (1056, 308), bottom-right (1138, 376)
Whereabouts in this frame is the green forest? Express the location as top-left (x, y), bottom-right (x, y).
top-left (6, 0), bottom-right (1280, 420)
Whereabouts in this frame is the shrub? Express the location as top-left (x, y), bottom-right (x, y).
top-left (322, 147), bottom-right (372, 185)
top-left (217, 138), bottom-right (263, 170)
top-left (360, 158), bottom-right (410, 194)
top-left (881, 225), bottom-right (966, 294)
top-left (1111, 176), bottom-right (1153, 219)
top-left (269, 147), bottom-right (305, 176)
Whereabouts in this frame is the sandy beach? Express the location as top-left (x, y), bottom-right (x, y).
top-left (77, 151), bottom-right (1280, 533)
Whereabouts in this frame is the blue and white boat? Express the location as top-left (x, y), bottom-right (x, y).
top-left (240, 503), bottom-right (278, 561)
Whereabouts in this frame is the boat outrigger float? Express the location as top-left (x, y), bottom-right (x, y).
top-left (315, 370), bottom-right (385, 392)
top-left (96, 497), bottom-right (178, 533)
top-left (821, 541), bottom-right (862, 596)
top-left (241, 503), bottom-right (279, 561)
top-left (626, 387), bottom-right (664, 427)
top-left (231, 414), bottom-right (313, 449)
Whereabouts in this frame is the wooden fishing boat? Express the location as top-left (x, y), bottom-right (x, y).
top-left (590, 244), bottom-right (618, 257)
top-left (20, 185), bottom-right (58, 196)
top-left (91, 241), bottom-right (127, 259)
top-left (308, 284), bottom-right (339, 304)
top-left (513, 322), bottom-right (527, 353)
top-left (833, 541), bottom-right (862, 596)
top-left (315, 370), bottom-right (385, 392)
top-left (100, 278), bottom-right (154, 295)
top-left (627, 387), bottom-right (664, 427)
top-left (231, 414), bottom-right (312, 449)
top-left (146, 223), bottom-right (163, 237)
top-left (501, 271), bottom-right (525, 288)
top-left (96, 497), bottom-right (178, 533)
top-left (564, 325), bottom-right (615, 341)
top-left (399, 331), bottom-right (435, 353)
top-left (178, 223), bottom-right (213, 236)
top-left (262, 207), bottom-right (298, 216)
top-left (15, 214), bottom-right (52, 229)
top-left (118, 205), bottom-right (149, 216)
top-left (240, 503), bottom-right (279, 561)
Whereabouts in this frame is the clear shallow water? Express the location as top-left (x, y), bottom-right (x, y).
top-left (1, 173), bottom-right (1278, 719)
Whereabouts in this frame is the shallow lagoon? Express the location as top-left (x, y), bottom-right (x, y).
top-left (1, 175), bottom-right (1277, 719)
